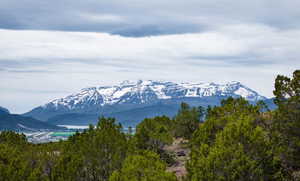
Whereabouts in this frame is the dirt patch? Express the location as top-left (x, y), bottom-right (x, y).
top-left (165, 138), bottom-right (190, 180)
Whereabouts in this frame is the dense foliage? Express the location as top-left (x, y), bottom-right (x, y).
top-left (109, 150), bottom-right (177, 181)
top-left (187, 98), bottom-right (281, 180)
top-left (0, 70), bottom-right (299, 180)
top-left (0, 118), bottom-right (129, 181)
top-left (173, 103), bottom-right (204, 139)
top-left (187, 70), bottom-right (300, 180)
top-left (272, 70), bottom-right (300, 178)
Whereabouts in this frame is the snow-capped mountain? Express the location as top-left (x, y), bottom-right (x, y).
top-left (42, 80), bottom-right (265, 111)
top-left (24, 80), bottom-right (268, 125)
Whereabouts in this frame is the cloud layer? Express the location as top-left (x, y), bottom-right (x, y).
top-left (1, 0), bottom-right (300, 36)
top-left (1, 23), bottom-right (299, 113)
top-left (1, 0), bottom-right (300, 113)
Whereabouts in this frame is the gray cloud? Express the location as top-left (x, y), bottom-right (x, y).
top-left (187, 54), bottom-right (276, 67)
top-left (1, 1), bottom-right (300, 113)
top-left (1, 0), bottom-right (300, 36)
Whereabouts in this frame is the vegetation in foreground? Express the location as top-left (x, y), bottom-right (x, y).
top-left (0, 70), bottom-right (299, 181)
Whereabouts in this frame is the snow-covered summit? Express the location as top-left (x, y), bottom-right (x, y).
top-left (41, 80), bottom-right (265, 111)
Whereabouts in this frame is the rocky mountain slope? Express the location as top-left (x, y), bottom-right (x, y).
top-left (24, 80), bottom-right (270, 126)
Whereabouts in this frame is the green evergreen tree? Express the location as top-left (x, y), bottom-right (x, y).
top-left (273, 70), bottom-right (300, 179)
top-left (174, 103), bottom-right (204, 139)
top-left (187, 97), bottom-right (283, 180)
top-left (188, 116), bottom-right (281, 180)
top-left (190, 97), bottom-right (260, 148)
top-left (61, 117), bottom-right (128, 181)
top-left (135, 116), bottom-right (173, 153)
top-left (109, 150), bottom-right (177, 181)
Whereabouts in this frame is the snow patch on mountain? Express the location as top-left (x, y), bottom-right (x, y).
top-left (41, 80), bottom-right (266, 111)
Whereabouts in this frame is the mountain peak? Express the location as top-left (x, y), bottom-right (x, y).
top-left (120, 80), bottom-right (164, 86)
top-left (40, 80), bottom-right (265, 111)
top-left (24, 80), bottom-right (269, 123)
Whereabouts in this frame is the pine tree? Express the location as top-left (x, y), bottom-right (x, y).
top-left (187, 97), bottom-right (282, 180)
top-left (109, 150), bottom-right (177, 181)
top-left (273, 70), bottom-right (300, 178)
top-left (174, 103), bottom-right (204, 139)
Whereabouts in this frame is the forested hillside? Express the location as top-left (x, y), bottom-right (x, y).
top-left (0, 70), bottom-right (299, 181)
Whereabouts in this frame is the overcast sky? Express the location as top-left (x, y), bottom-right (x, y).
top-left (1, 0), bottom-right (299, 113)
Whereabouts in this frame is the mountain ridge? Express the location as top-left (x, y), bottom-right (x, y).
top-left (0, 107), bottom-right (64, 131)
top-left (24, 80), bottom-right (271, 126)
top-left (31, 80), bottom-right (266, 111)
top-left (0, 106), bottom-right (10, 115)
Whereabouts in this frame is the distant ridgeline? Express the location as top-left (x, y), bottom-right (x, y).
top-left (0, 106), bottom-right (64, 131)
top-left (23, 80), bottom-right (275, 127)
top-left (0, 70), bottom-right (299, 181)
top-left (0, 106), bottom-right (9, 115)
